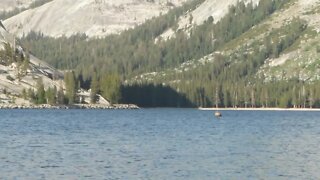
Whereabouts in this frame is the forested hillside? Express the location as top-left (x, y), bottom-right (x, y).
top-left (18, 0), bottom-right (320, 108)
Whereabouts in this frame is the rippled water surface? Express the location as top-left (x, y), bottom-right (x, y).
top-left (0, 109), bottom-right (320, 179)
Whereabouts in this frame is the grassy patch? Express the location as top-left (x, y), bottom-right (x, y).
top-left (282, 28), bottom-right (317, 54)
top-left (306, 59), bottom-right (320, 71)
top-left (220, 24), bottom-right (269, 52)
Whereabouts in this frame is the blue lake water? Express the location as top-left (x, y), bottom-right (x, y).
top-left (0, 109), bottom-right (320, 179)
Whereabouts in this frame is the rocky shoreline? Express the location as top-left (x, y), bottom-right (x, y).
top-left (0, 104), bottom-right (139, 110)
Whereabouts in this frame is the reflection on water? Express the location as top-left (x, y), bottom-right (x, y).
top-left (0, 109), bottom-right (320, 179)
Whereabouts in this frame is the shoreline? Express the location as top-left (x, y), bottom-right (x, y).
top-left (0, 104), bottom-right (139, 110)
top-left (198, 107), bottom-right (320, 111)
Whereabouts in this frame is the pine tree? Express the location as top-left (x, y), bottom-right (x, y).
top-left (64, 71), bottom-right (78, 104)
top-left (57, 87), bottom-right (65, 105)
top-left (36, 78), bottom-right (46, 104)
top-left (100, 74), bottom-right (121, 104)
top-left (46, 87), bottom-right (57, 105)
top-left (90, 72), bottom-right (99, 103)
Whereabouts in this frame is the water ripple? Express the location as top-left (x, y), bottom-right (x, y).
top-left (0, 109), bottom-right (319, 179)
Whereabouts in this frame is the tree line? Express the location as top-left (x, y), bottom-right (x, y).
top-left (20, 71), bottom-right (122, 105)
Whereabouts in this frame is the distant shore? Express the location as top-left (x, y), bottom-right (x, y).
top-left (0, 104), bottom-right (139, 110)
top-left (199, 107), bottom-right (320, 111)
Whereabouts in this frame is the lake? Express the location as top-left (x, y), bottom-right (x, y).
top-left (0, 109), bottom-right (319, 179)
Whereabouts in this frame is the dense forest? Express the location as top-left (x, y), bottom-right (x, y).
top-left (17, 0), bottom-right (320, 108)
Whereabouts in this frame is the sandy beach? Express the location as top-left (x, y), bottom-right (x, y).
top-left (199, 107), bottom-right (320, 111)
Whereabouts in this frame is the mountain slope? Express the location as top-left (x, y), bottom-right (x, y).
top-left (18, 0), bottom-right (320, 108)
top-left (126, 0), bottom-right (320, 107)
top-left (3, 0), bottom-right (188, 37)
top-left (160, 0), bottom-right (260, 40)
top-left (256, 0), bottom-right (320, 81)
top-left (0, 23), bottom-right (64, 105)
top-left (143, 0), bottom-right (320, 83)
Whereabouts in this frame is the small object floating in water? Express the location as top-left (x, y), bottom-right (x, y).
top-left (215, 111), bottom-right (222, 118)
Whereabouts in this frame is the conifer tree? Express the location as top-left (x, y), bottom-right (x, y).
top-left (36, 78), bottom-right (46, 104)
top-left (64, 71), bottom-right (78, 104)
top-left (90, 72), bottom-right (99, 103)
top-left (100, 74), bottom-right (121, 104)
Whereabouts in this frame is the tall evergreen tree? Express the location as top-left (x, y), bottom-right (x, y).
top-left (100, 74), bottom-right (121, 104)
top-left (90, 72), bottom-right (99, 103)
top-left (64, 71), bottom-right (78, 104)
top-left (35, 78), bottom-right (46, 104)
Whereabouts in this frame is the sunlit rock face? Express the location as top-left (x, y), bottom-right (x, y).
top-left (3, 0), bottom-right (188, 38)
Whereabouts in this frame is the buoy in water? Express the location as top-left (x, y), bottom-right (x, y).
top-left (215, 111), bottom-right (222, 118)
